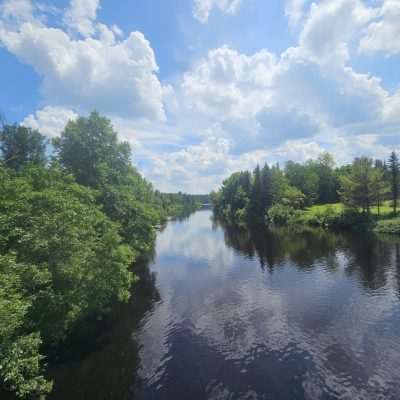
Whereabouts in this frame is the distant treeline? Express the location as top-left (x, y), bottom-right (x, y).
top-left (155, 192), bottom-right (209, 217)
top-left (0, 112), bottom-right (201, 399)
top-left (211, 152), bottom-right (400, 228)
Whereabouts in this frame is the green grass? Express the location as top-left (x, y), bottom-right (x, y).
top-left (301, 201), bottom-right (394, 218)
top-left (294, 201), bottom-right (400, 233)
top-left (375, 217), bottom-right (400, 234)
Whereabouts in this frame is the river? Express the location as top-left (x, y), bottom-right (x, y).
top-left (50, 209), bottom-right (400, 399)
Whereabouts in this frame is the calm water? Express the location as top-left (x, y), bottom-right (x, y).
top-left (50, 209), bottom-right (400, 400)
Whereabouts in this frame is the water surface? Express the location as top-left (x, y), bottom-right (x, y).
top-left (51, 209), bottom-right (400, 400)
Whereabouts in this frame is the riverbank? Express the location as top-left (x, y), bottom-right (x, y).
top-left (214, 202), bottom-right (400, 235)
top-left (289, 202), bottom-right (400, 234)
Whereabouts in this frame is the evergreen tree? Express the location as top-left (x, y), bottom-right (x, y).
top-left (371, 164), bottom-right (389, 216)
top-left (249, 165), bottom-right (264, 222)
top-left (0, 125), bottom-right (47, 170)
top-left (388, 151), bottom-right (399, 214)
top-left (260, 163), bottom-right (273, 211)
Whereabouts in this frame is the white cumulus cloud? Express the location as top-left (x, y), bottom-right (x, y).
top-left (63, 0), bottom-right (99, 37)
top-left (359, 0), bottom-right (400, 56)
top-left (0, 0), bottom-right (166, 121)
top-left (2, 0), bottom-right (400, 193)
top-left (22, 106), bottom-right (78, 138)
top-left (193, 0), bottom-right (244, 23)
top-left (285, 0), bottom-right (310, 27)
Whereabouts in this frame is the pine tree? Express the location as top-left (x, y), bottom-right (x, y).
top-left (371, 164), bottom-right (389, 216)
top-left (339, 157), bottom-right (375, 214)
top-left (249, 165), bottom-right (263, 222)
top-left (260, 163), bottom-right (273, 211)
top-left (388, 151), bottom-right (399, 214)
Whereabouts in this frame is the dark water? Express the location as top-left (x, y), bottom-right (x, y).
top-left (50, 209), bottom-right (400, 400)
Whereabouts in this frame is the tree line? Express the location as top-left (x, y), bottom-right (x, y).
top-left (211, 152), bottom-right (400, 226)
top-left (0, 112), bottom-right (202, 399)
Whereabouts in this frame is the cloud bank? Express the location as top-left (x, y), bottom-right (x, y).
top-left (0, 0), bottom-right (399, 193)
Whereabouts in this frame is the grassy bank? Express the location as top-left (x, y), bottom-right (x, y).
top-left (291, 202), bottom-right (400, 234)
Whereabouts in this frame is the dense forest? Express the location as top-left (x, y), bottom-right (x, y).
top-left (0, 112), bottom-right (204, 399)
top-left (211, 152), bottom-right (400, 233)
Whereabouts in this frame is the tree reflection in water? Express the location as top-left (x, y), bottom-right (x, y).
top-left (48, 252), bottom-right (160, 400)
top-left (213, 215), bottom-right (400, 293)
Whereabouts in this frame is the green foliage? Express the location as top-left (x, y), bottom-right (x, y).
top-left (312, 152), bottom-right (339, 204)
top-left (294, 204), bottom-right (345, 228)
top-left (0, 162), bottom-right (134, 398)
top-left (388, 151), bottom-right (399, 214)
top-left (0, 254), bottom-right (52, 399)
top-left (281, 185), bottom-right (305, 209)
top-left (267, 204), bottom-right (298, 225)
top-left (153, 191), bottom-right (205, 218)
top-left (212, 171), bottom-right (252, 223)
top-left (0, 166), bottom-right (134, 345)
top-left (213, 151), bottom-right (399, 234)
top-left (0, 125), bottom-right (47, 171)
top-left (212, 163), bottom-right (304, 226)
top-left (339, 157), bottom-right (385, 214)
top-left (54, 112), bottom-right (201, 250)
top-left (375, 217), bottom-right (400, 234)
top-left (53, 112), bottom-right (131, 188)
top-left (284, 160), bottom-right (319, 206)
top-left (0, 112), bottom-right (200, 398)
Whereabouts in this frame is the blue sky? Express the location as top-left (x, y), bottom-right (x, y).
top-left (0, 0), bottom-right (399, 193)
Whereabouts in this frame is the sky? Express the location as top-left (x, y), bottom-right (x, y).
top-left (0, 0), bottom-right (399, 193)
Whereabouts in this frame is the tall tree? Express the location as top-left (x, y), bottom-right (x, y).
top-left (371, 165), bottom-right (389, 216)
top-left (54, 111), bottom-right (131, 188)
top-left (339, 157), bottom-right (376, 214)
top-left (54, 112), bottom-right (163, 252)
top-left (249, 165), bottom-right (264, 222)
top-left (260, 163), bottom-right (273, 211)
top-left (285, 161), bottom-right (319, 206)
top-left (0, 125), bottom-right (47, 170)
top-left (388, 151), bottom-right (399, 214)
top-left (312, 152), bottom-right (338, 204)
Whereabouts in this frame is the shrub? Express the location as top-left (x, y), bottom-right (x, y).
top-left (267, 204), bottom-right (299, 225)
top-left (375, 218), bottom-right (400, 234)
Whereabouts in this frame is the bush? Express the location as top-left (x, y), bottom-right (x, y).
top-left (293, 204), bottom-right (372, 229)
top-left (0, 166), bottom-right (134, 397)
top-left (375, 218), bottom-right (400, 234)
top-left (267, 204), bottom-right (299, 225)
top-left (0, 255), bottom-right (52, 399)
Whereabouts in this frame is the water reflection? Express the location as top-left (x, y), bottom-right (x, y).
top-left (134, 210), bottom-right (400, 399)
top-left (48, 257), bottom-right (160, 400)
top-left (51, 210), bottom-right (400, 400)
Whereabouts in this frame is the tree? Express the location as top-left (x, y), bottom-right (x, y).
top-left (213, 171), bottom-right (252, 223)
top-left (312, 152), bottom-right (338, 204)
top-left (371, 163), bottom-right (390, 216)
top-left (260, 163), bottom-right (273, 211)
top-left (248, 165), bottom-right (264, 222)
top-left (0, 254), bottom-right (53, 399)
top-left (0, 111), bottom-right (194, 398)
top-left (0, 125), bottom-right (47, 170)
top-left (285, 161), bottom-right (319, 206)
top-left (54, 111), bottom-right (131, 188)
top-left (0, 165), bottom-right (137, 398)
top-left (270, 165), bottom-right (288, 204)
top-left (54, 112), bottom-right (163, 251)
top-left (339, 157), bottom-right (376, 214)
top-left (388, 151), bottom-right (399, 214)
top-left (0, 166), bottom-right (134, 343)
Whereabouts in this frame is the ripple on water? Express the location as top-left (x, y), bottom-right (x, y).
top-left (52, 211), bottom-right (400, 400)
